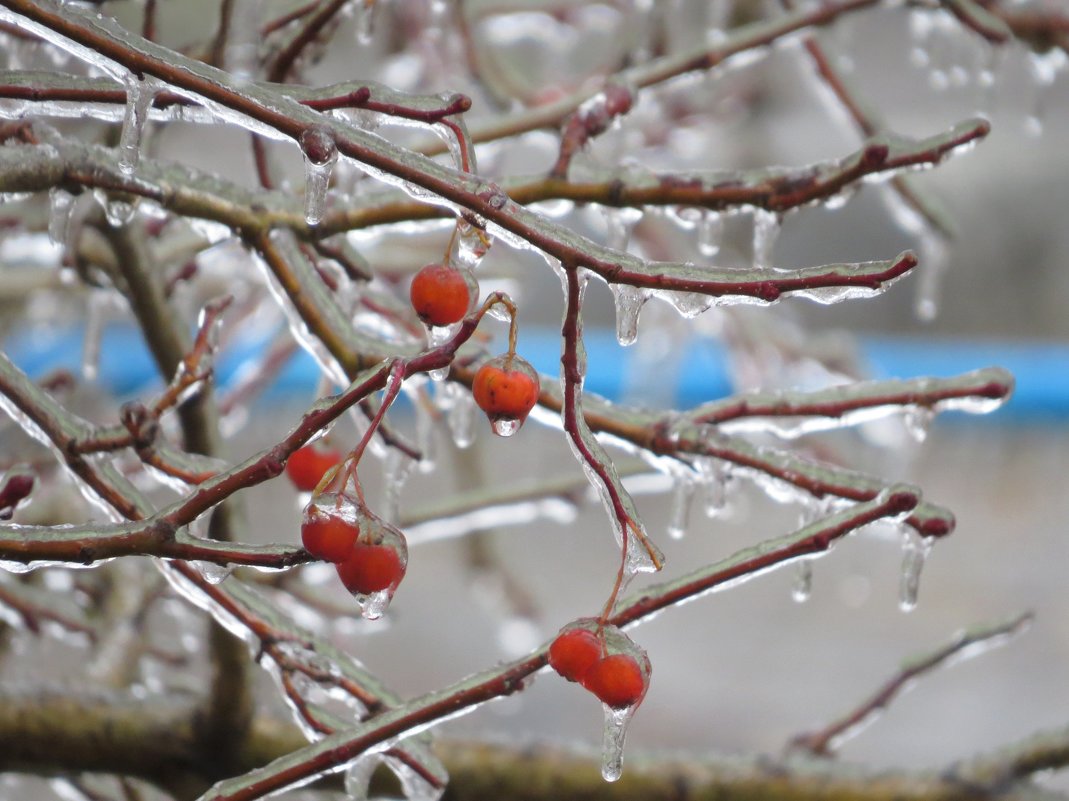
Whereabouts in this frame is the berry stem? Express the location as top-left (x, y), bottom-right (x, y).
top-left (339, 360), bottom-right (408, 507)
top-left (442, 222), bottom-right (461, 265)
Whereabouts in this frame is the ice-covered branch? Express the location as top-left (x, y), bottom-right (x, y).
top-left (198, 489), bottom-right (917, 800)
top-left (789, 612), bottom-right (1033, 756)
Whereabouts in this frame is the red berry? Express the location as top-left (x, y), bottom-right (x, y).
top-left (286, 444), bottom-right (343, 492)
top-left (472, 355), bottom-right (540, 433)
top-left (300, 509), bottom-right (358, 563)
top-left (582, 654), bottom-right (648, 709)
top-left (409, 263), bottom-right (474, 327)
top-left (549, 628), bottom-right (602, 683)
top-left (336, 541), bottom-right (405, 595)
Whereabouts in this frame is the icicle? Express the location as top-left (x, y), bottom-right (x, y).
top-left (382, 449), bottom-right (416, 525)
top-left (383, 745), bottom-right (450, 801)
top-left (610, 283), bottom-right (648, 346)
top-left (666, 474), bottom-right (696, 540)
top-left (445, 384), bottom-right (476, 449)
top-left (355, 0), bottom-right (379, 45)
top-left (898, 532), bottom-right (932, 612)
top-left (602, 207), bottom-right (643, 252)
top-left (299, 126), bottom-right (339, 226)
top-left (47, 188), bottom-right (74, 246)
top-left (697, 457), bottom-right (731, 519)
top-left (81, 288), bottom-right (112, 382)
top-left (662, 289), bottom-right (713, 319)
top-left (93, 189), bottom-right (135, 227)
top-left (913, 235), bottom-right (948, 321)
top-left (751, 208), bottom-right (780, 270)
top-left (455, 221), bottom-right (492, 268)
top-left (415, 397), bottom-right (438, 474)
top-left (697, 211), bottom-right (723, 257)
top-left (117, 73), bottom-right (158, 176)
top-left (902, 405), bottom-right (934, 443)
top-left (792, 560), bottom-right (813, 603)
top-left (192, 560), bottom-right (234, 585)
top-left (601, 704), bottom-right (636, 782)
top-left (344, 753), bottom-right (382, 801)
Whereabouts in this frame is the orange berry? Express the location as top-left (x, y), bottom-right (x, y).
top-left (410, 263), bottom-right (475, 327)
top-left (549, 627), bottom-right (602, 683)
top-left (581, 653), bottom-right (648, 709)
top-left (286, 444), bottom-right (343, 492)
top-left (300, 508), bottom-right (358, 563)
top-left (472, 355), bottom-right (540, 434)
top-left (336, 541), bottom-right (405, 595)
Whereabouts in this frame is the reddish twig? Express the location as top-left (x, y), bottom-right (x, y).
top-left (788, 612), bottom-right (1034, 756)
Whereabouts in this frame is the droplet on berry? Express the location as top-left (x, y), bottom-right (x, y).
top-left (472, 354), bottom-right (540, 437)
top-left (301, 494), bottom-right (359, 562)
top-left (548, 620), bottom-right (602, 683)
top-left (286, 443), bottom-right (344, 492)
top-left (336, 513), bottom-right (408, 620)
top-left (409, 263), bottom-right (478, 327)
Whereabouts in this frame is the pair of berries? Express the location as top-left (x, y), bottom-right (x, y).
top-left (301, 497), bottom-right (408, 601)
top-left (548, 620), bottom-right (650, 709)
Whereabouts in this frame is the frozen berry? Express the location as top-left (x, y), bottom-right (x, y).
top-left (286, 444), bottom-right (343, 492)
top-left (410, 263), bottom-right (476, 327)
top-left (300, 507), bottom-right (358, 563)
top-left (336, 540), bottom-right (405, 595)
top-left (582, 653), bottom-right (648, 709)
top-left (549, 627), bottom-right (602, 683)
top-left (472, 354), bottom-right (540, 435)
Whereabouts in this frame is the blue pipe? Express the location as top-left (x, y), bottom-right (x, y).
top-left (4, 324), bottom-right (1066, 424)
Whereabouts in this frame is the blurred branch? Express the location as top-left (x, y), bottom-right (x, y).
top-left (789, 612), bottom-right (1034, 757)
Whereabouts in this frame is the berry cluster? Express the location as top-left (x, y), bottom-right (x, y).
top-left (288, 445), bottom-right (408, 619)
top-left (548, 619), bottom-right (650, 710)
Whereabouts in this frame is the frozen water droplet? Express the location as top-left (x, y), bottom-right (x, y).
top-left (491, 417), bottom-right (521, 437)
top-left (610, 283), bottom-right (648, 346)
top-left (192, 560), bottom-right (234, 585)
top-left (384, 746), bottom-right (449, 801)
top-left (602, 207), bottom-right (643, 252)
top-left (355, 0), bottom-right (379, 44)
top-left (751, 208), bottom-right (780, 270)
top-left (95, 190), bottom-right (135, 227)
top-left (486, 303), bottom-right (511, 323)
top-left (662, 289), bottom-right (712, 319)
top-left (697, 211), bottom-right (723, 257)
top-left (913, 235), bottom-right (948, 321)
top-left (117, 73), bottom-right (157, 176)
top-left (601, 704), bottom-right (636, 782)
top-left (455, 222), bottom-right (492, 268)
top-left (666, 475), bottom-right (695, 540)
top-left (898, 533), bottom-right (932, 612)
top-left (792, 560), bottom-right (813, 603)
top-left (697, 458), bottom-right (731, 519)
top-left (299, 126), bottom-right (339, 227)
top-left (344, 753), bottom-right (381, 800)
top-left (902, 405), bottom-right (934, 443)
top-left (382, 449), bottom-right (416, 525)
top-left (445, 384), bottom-right (476, 448)
top-left (48, 188), bottom-right (74, 246)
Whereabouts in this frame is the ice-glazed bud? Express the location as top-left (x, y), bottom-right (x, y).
top-left (548, 618), bottom-right (602, 683)
top-left (286, 443), bottom-right (344, 492)
top-left (301, 494), bottom-right (359, 563)
top-left (336, 513), bottom-right (408, 619)
top-left (579, 624), bottom-right (650, 710)
top-left (409, 262), bottom-right (478, 327)
top-left (472, 354), bottom-right (540, 437)
top-left (299, 125), bottom-right (339, 166)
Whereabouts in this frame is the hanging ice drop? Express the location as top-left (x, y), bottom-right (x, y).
top-left (299, 126), bottom-right (339, 226)
top-left (792, 560), bottom-right (813, 603)
top-left (610, 283), bottom-right (647, 346)
top-left (898, 532), bottom-right (932, 612)
top-left (751, 208), bottom-right (780, 270)
top-left (697, 211), bottom-right (723, 257)
top-left (47, 188), bottom-right (75, 248)
top-left (117, 73), bottom-right (157, 176)
top-left (601, 704), bottom-right (635, 782)
top-left (666, 475), bottom-right (695, 539)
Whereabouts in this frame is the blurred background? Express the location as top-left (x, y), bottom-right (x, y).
top-left (1, 0), bottom-right (1068, 797)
